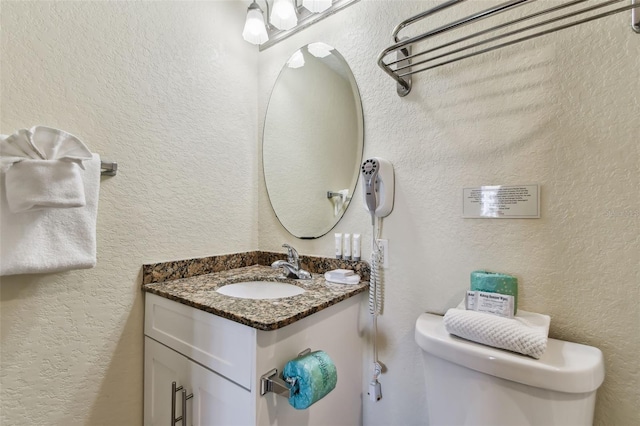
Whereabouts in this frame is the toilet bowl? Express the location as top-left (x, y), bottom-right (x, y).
top-left (415, 313), bottom-right (605, 426)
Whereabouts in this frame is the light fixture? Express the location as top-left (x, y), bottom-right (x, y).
top-left (303, 0), bottom-right (332, 13)
top-left (271, 0), bottom-right (298, 30)
top-left (242, 0), bottom-right (361, 50)
top-left (307, 42), bottom-right (333, 58)
top-left (242, 1), bottom-right (269, 45)
top-left (287, 49), bottom-right (305, 69)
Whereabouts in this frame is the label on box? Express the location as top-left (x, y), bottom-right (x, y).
top-left (465, 291), bottom-right (515, 318)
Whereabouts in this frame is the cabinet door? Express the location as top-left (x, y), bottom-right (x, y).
top-left (145, 337), bottom-right (253, 426)
top-left (145, 337), bottom-right (185, 426)
top-left (145, 293), bottom-right (255, 389)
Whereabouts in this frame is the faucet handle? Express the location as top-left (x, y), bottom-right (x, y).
top-left (282, 243), bottom-right (299, 266)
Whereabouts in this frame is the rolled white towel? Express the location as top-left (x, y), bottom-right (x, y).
top-left (443, 307), bottom-right (550, 359)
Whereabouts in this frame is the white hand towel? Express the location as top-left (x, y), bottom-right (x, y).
top-left (1, 126), bottom-right (92, 213)
top-left (0, 154), bottom-right (101, 276)
top-left (443, 306), bottom-right (550, 359)
top-left (325, 268), bottom-right (355, 279)
top-left (0, 126), bottom-right (92, 164)
top-left (5, 160), bottom-right (87, 212)
top-left (324, 271), bottom-right (361, 285)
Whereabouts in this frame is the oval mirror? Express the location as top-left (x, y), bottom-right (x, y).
top-left (263, 43), bottom-right (363, 239)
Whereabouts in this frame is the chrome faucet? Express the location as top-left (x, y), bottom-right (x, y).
top-left (271, 244), bottom-right (312, 280)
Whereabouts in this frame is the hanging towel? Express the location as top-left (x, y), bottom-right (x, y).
top-left (1, 126), bottom-right (93, 213)
top-left (5, 159), bottom-right (87, 212)
top-left (0, 154), bottom-right (101, 276)
top-left (1, 126), bottom-right (92, 164)
top-left (443, 304), bottom-right (550, 359)
top-left (328, 189), bottom-right (350, 217)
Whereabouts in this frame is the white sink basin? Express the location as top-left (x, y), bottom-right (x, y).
top-left (216, 281), bottom-right (305, 300)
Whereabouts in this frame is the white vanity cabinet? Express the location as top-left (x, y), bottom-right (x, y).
top-left (144, 338), bottom-right (253, 426)
top-left (144, 292), bottom-right (364, 426)
top-left (144, 294), bottom-right (256, 426)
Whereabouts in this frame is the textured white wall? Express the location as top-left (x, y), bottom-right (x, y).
top-left (0, 1), bottom-right (258, 425)
top-left (2, 1), bottom-right (638, 425)
top-left (258, 1), bottom-right (639, 425)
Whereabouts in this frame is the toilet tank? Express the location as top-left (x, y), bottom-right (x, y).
top-left (415, 313), bottom-right (605, 426)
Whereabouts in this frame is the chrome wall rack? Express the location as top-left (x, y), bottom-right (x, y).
top-left (378, 0), bottom-right (640, 97)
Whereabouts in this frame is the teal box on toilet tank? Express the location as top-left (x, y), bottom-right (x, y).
top-left (470, 271), bottom-right (518, 314)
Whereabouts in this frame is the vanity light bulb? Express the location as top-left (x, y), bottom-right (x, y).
top-left (242, 7), bottom-right (269, 45)
top-left (307, 42), bottom-right (333, 58)
top-left (271, 0), bottom-right (298, 30)
top-left (303, 0), bottom-right (332, 13)
top-left (287, 49), bottom-right (305, 69)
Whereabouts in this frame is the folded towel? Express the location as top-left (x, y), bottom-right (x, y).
top-left (443, 305), bottom-right (550, 359)
top-left (1, 127), bottom-right (93, 213)
top-left (5, 160), bottom-right (87, 212)
top-left (0, 154), bottom-right (101, 276)
top-left (0, 126), bottom-right (92, 164)
top-left (324, 271), bottom-right (360, 285)
top-left (325, 269), bottom-right (354, 279)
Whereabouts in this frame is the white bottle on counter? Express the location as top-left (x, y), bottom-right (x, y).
top-left (343, 233), bottom-right (352, 260)
top-left (335, 233), bottom-right (343, 259)
top-left (352, 234), bottom-right (361, 261)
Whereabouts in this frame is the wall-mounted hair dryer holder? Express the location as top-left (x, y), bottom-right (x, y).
top-left (361, 157), bottom-right (395, 223)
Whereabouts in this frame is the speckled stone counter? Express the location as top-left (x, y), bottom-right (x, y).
top-left (142, 252), bottom-right (369, 331)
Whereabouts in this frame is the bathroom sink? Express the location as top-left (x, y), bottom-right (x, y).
top-left (216, 281), bottom-right (305, 300)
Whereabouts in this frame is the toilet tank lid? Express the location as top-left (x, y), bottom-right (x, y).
top-left (415, 313), bottom-right (605, 394)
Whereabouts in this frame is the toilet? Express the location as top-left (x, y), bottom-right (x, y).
top-left (415, 313), bottom-right (605, 426)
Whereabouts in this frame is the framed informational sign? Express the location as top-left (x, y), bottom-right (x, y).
top-left (463, 185), bottom-right (540, 219)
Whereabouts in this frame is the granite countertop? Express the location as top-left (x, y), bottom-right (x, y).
top-left (142, 253), bottom-right (369, 331)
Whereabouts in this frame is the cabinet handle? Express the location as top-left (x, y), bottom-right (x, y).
top-left (182, 389), bottom-right (193, 426)
top-left (171, 381), bottom-right (184, 425)
top-left (171, 382), bottom-right (193, 426)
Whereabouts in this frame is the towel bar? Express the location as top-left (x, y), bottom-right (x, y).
top-left (100, 160), bottom-right (117, 176)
